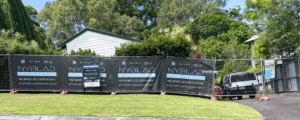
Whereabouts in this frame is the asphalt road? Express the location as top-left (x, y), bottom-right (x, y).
top-left (233, 93), bottom-right (300, 120)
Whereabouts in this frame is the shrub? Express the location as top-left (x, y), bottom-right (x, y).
top-left (115, 34), bottom-right (192, 58)
top-left (70, 48), bottom-right (96, 56)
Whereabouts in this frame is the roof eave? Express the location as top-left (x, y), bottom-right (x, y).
top-left (57, 28), bottom-right (142, 48)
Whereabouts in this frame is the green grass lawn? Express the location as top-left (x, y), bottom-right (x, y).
top-left (0, 93), bottom-right (262, 119)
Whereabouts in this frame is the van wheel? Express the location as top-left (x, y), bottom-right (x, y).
top-left (250, 96), bottom-right (255, 99)
top-left (238, 96), bottom-right (243, 100)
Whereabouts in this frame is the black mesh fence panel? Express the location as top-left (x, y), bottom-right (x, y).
top-left (0, 55), bottom-right (9, 90)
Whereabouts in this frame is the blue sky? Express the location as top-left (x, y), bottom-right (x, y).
top-left (22, 0), bottom-right (55, 12)
top-left (22, 0), bottom-right (246, 13)
top-left (224, 0), bottom-right (246, 11)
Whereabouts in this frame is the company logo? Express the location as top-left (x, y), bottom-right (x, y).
top-left (193, 64), bottom-right (198, 67)
top-left (69, 67), bottom-right (82, 72)
top-left (73, 61), bottom-right (76, 64)
top-left (119, 67), bottom-right (155, 73)
top-left (21, 60), bottom-right (25, 64)
top-left (171, 62), bottom-right (175, 66)
top-left (168, 68), bottom-right (205, 75)
top-left (18, 66), bottom-right (55, 72)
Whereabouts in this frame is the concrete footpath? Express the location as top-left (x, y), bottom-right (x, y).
top-left (0, 114), bottom-right (200, 120)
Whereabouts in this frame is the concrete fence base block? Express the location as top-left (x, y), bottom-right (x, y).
top-left (9, 90), bottom-right (18, 94)
top-left (60, 91), bottom-right (68, 95)
top-left (160, 91), bottom-right (166, 95)
top-left (259, 96), bottom-right (270, 101)
top-left (210, 97), bottom-right (217, 100)
top-left (111, 92), bottom-right (117, 95)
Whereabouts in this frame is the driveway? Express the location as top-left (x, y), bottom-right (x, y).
top-left (233, 93), bottom-right (300, 120)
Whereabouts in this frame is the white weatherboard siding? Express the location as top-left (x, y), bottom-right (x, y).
top-left (66, 31), bottom-right (132, 56)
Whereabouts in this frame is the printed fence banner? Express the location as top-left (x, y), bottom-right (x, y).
top-left (9, 55), bottom-right (63, 91)
top-left (83, 63), bottom-right (100, 88)
top-left (265, 60), bottom-right (275, 79)
top-left (9, 55), bottom-right (214, 95)
top-left (162, 58), bottom-right (214, 95)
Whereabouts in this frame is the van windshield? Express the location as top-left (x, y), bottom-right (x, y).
top-left (231, 73), bottom-right (256, 82)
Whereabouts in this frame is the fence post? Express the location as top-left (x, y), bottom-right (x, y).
top-left (281, 63), bottom-right (286, 93)
top-left (261, 57), bottom-right (265, 96)
top-left (298, 58), bottom-right (300, 92)
top-left (212, 57), bottom-right (215, 97)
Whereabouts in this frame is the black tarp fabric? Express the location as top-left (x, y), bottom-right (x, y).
top-left (162, 57), bottom-right (214, 95)
top-left (9, 55), bottom-right (214, 95)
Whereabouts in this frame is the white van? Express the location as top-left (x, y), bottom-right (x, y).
top-left (221, 71), bottom-right (259, 100)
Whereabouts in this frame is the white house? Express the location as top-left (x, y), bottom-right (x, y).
top-left (58, 28), bottom-right (141, 56)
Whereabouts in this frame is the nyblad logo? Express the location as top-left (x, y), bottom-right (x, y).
top-left (119, 67), bottom-right (155, 73)
top-left (69, 67), bottom-right (105, 72)
top-left (168, 68), bottom-right (204, 75)
top-left (18, 66), bottom-right (55, 72)
top-left (69, 67), bottom-right (82, 72)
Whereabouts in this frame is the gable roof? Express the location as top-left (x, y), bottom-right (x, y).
top-left (58, 28), bottom-right (142, 48)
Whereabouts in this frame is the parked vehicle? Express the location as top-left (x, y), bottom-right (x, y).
top-left (220, 71), bottom-right (259, 100)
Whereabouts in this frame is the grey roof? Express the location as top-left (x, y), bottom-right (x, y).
top-left (58, 28), bottom-right (142, 48)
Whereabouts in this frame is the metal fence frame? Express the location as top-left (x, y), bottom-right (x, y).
top-left (1, 54), bottom-right (300, 94)
top-left (0, 54), bottom-right (10, 91)
top-left (265, 58), bottom-right (300, 93)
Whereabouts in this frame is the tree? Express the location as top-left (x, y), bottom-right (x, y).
top-left (157, 0), bottom-right (226, 27)
top-left (115, 0), bottom-right (163, 28)
top-left (198, 36), bottom-right (225, 59)
top-left (216, 39), bottom-right (251, 84)
top-left (37, 0), bottom-right (144, 43)
top-left (185, 10), bottom-right (250, 44)
top-left (7, 0), bottom-right (38, 41)
top-left (87, 0), bottom-right (144, 38)
top-left (45, 37), bottom-right (54, 49)
top-left (0, 1), bottom-right (8, 30)
top-left (24, 5), bottom-right (38, 26)
top-left (23, 5), bottom-right (47, 49)
top-left (251, 34), bottom-right (271, 59)
top-left (0, 29), bottom-right (41, 54)
top-left (183, 10), bottom-right (252, 83)
top-left (244, 0), bottom-right (300, 57)
top-left (0, 1), bottom-right (46, 49)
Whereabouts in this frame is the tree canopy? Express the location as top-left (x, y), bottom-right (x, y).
top-left (185, 10), bottom-right (251, 59)
top-left (0, 0), bottom-right (47, 49)
top-left (157, 0), bottom-right (227, 27)
top-left (0, 1), bottom-right (8, 30)
top-left (115, 0), bottom-right (163, 28)
top-left (116, 34), bottom-right (192, 58)
top-left (7, 0), bottom-right (38, 41)
top-left (37, 0), bottom-right (144, 43)
top-left (245, 0), bottom-right (300, 58)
